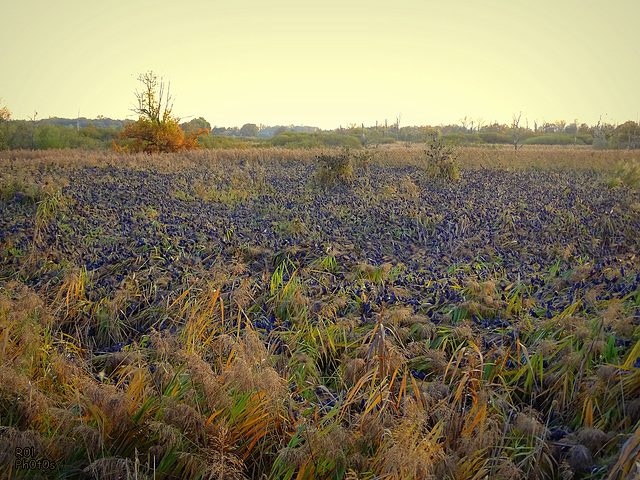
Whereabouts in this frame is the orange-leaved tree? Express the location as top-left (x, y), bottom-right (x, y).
top-left (113, 71), bottom-right (208, 153)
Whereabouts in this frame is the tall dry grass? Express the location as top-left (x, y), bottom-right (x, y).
top-left (2, 144), bottom-right (637, 173)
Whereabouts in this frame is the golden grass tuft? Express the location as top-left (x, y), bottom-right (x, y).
top-left (372, 400), bottom-right (444, 479)
top-left (229, 278), bottom-right (254, 312)
top-left (382, 306), bottom-right (413, 325)
top-left (45, 434), bottom-right (78, 461)
top-left (186, 353), bottom-right (223, 410)
top-left (513, 410), bottom-right (544, 437)
top-left (146, 420), bottom-right (181, 458)
top-left (399, 175), bottom-right (420, 198)
top-left (344, 357), bottom-right (366, 386)
top-left (162, 401), bottom-right (206, 444)
top-left (0, 426), bottom-right (44, 465)
top-left (239, 328), bottom-right (268, 364)
top-left (83, 457), bottom-right (140, 480)
top-left (71, 423), bottom-right (104, 458)
top-left (496, 459), bottom-right (523, 480)
top-left (200, 445), bottom-right (248, 480)
top-left (0, 365), bottom-right (50, 425)
top-left (481, 280), bottom-right (496, 296)
top-left (602, 301), bottom-right (623, 327)
top-left (576, 427), bottom-right (609, 455)
top-left (568, 264), bottom-right (593, 283)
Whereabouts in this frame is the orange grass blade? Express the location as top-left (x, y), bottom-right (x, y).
top-left (339, 370), bottom-right (374, 422)
top-left (167, 284), bottom-right (194, 310)
top-left (607, 425), bottom-right (640, 480)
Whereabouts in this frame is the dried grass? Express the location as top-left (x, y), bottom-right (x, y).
top-left (1, 146), bottom-right (639, 479)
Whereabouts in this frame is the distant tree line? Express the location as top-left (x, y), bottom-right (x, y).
top-left (1, 112), bottom-right (638, 151)
top-left (334, 119), bottom-right (640, 150)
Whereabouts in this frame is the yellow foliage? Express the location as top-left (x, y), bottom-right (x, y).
top-left (114, 118), bottom-right (208, 153)
top-left (113, 70), bottom-right (209, 153)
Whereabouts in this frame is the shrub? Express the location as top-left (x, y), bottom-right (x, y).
top-left (607, 160), bottom-right (640, 189)
top-left (113, 71), bottom-right (208, 153)
top-left (115, 117), bottom-right (208, 154)
top-left (523, 134), bottom-right (586, 145)
top-left (315, 150), bottom-right (354, 187)
top-left (479, 132), bottom-right (511, 144)
top-left (268, 131), bottom-right (361, 149)
top-left (443, 132), bottom-right (484, 146)
top-left (424, 131), bottom-right (459, 182)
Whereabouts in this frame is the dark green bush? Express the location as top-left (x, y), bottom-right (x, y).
top-left (478, 132), bottom-right (511, 144)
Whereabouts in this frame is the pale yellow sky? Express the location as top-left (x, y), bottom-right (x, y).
top-left (1, 0), bottom-right (638, 129)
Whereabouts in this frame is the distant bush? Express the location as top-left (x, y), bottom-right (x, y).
top-left (362, 129), bottom-right (396, 146)
top-left (577, 134), bottom-right (593, 145)
top-left (113, 71), bottom-right (208, 153)
top-left (523, 134), bottom-right (586, 145)
top-left (35, 124), bottom-right (73, 149)
top-left (197, 134), bottom-right (251, 149)
top-left (442, 132), bottom-right (484, 146)
top-left (268, 131), bottom-right (361, 149)
top-left (478, 132), bottom-right (511, 144)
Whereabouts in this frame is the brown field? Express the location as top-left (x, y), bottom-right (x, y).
top-left (1, 145), bottom-right (639, 479)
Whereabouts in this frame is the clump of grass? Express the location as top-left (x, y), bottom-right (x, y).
top-left (424, 131), bottom-right (459, 182)
top-left (607, 159), bottom-right (640, 189)
top-left (0, 177), bottom-right (28, 202)
top-left (268, 257), bottom-right (308, 323)
top-left (357, 262), bottom-right (392, 285)
top-left (313, 254), bottom-right (337, 274)
top-left (35, 188), bottom-right (65, 232)
top-left (315, 150), bottom-right (354, 187)
top-left (173, 188), bottom-right (195, 201)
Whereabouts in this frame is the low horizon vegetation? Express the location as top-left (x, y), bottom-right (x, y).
top-left (1, 116), bottom-right (638, 151)
top-left (1, 146), bottom-right (640, 479)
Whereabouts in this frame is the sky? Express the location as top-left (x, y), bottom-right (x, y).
top-left (1, 0), bottom-right (638, 130)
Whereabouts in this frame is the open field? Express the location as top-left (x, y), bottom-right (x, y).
top-left (1, 146), bottom-right (640, 479)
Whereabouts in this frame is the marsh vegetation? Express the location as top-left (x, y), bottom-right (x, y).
top-left (1, 145), bottom-right (640, 479)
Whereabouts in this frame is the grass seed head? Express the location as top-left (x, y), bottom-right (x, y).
top-left (344, 357), bottom-right (366, 385)
top-left (566, 444), bottom-right (592, 474)
top-left (576, 427), bottom-right (609, 455)
top-left (83, 457), bottom-right (137, 480)
top-left (163, 402), bottom-right (206, 444)
top-left (514, 410), bottom-right (544, 437)
top-left (71, 424), bottom-right (104, 458)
